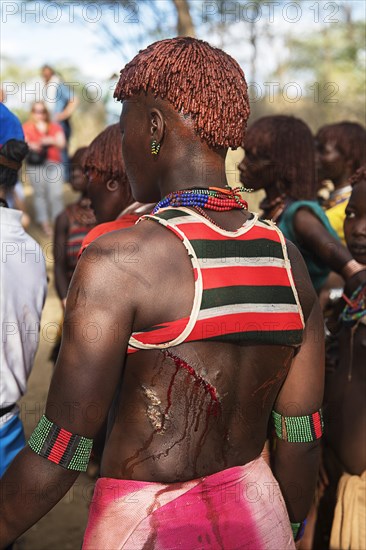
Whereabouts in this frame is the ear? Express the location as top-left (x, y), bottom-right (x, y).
top-left (150, 108), bottom-right (165, 144)
top-left (106, 179), bottom-right (119, 192)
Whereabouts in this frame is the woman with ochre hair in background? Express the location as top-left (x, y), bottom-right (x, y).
top-left (23, 101), bottom-right (65, 236)
top-left (316, 121), bottom-right (366, 244)
top-left (79, 123), bottom-right (153, 256)
top-left (315, 121), bottom-right (366, 310)
top-left (239, 115), bottom-right (366, 298)
top-left (2, 38), bottom-right (326, 549)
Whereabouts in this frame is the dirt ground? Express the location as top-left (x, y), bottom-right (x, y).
top-left (13, 183), bottom-right (92, 550)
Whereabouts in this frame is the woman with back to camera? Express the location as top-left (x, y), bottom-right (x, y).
top-left (23, 100), bottom-right (65, 236)
top-left (1, 38), bottom-right (325, 549)
top-left (239, 115), bottom-right (366, 298)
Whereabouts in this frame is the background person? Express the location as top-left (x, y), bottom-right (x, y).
top-left (0, 106), bottom-right (47, 482)
top-left (239, 115), bottom-right (366, 297)
top-left (314, 165), bottom-right (366, 550)
top-left (41, 65), bottom-right (79, 181)
top-left (0, 103), bottom-right (30, 228)
top-left (79, 123), bottom-right (153, 256)
top-left (53, 147), bottom-right (95, 309)
top-left (316, 121), bottom-right (366, 244)
top-left (23, 101), bottom-right (65, 236)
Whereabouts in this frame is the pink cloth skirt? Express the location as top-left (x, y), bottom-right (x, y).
top-left (82, 456), bottom-right (295, 549)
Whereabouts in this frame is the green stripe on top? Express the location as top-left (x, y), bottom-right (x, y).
top-left (190, 238), bottom-right (284, 259)
top-left (154, 209), bottom-right (191, 221)
top-left (201, 285), bottom-right (296, 310)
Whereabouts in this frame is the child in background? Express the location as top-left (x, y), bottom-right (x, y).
top-left (314, 165), bottom-right (366, 550)
top-left (53, 147), bottom-right (95, 308)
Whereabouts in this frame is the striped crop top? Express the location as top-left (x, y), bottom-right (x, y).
top-left (127, 207), bottom-right (305, 354)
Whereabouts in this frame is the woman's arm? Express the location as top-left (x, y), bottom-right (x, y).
top-left (54, 97), bottom-right (79, 122)
top-left (293, 208), bottom-right (366, 295)
top-left (0, 234), bottom-right (138, 547)
top-left (272, 242), bottom-right (324, 522)
top-left (41, 130), bottom-right (66, 150)
top-left (23, 123), bottom-right (42, 151)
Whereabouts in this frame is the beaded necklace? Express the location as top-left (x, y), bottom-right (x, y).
top-left (152, 186), bottom-right (251, 228)
top-left (153, 186), bottom-right (250, 215)
top-left (260, 194), bottom-right (286, 222)
top-left (327, 184), bottom-right (353, 209)
top-left (341, 284), bottom-right (366, 326)
top-left (340, 284), bottom-right (366, 381)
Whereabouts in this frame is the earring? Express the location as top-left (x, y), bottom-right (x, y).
top-left (151, 139), bottom-right (161, 156)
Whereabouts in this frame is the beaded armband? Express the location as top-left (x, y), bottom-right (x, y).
top-left (28, 415), bottom-right (93, 472)
top-left (291, 520), bottom-right (307, 542)
top-left (272, 409), bottom-right (323, 442)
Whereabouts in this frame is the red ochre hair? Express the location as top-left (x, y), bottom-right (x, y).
top-left (114, 37), bottom-right (250, 150)
top-left (83, 124), bottom-right (128, 185)
top-left (316, 122), bottom-right (366, 174)
top-left (70, 147), bottom-right (88, 170)
top-left (245, 115), bottom-right (317, 201)
top-left (348, 164), bottom-right (366, 187)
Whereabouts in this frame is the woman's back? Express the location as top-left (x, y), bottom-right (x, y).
top-left (97, 207), bottom-right (305, 482)
top-left (103, 340), bottom-right (295, 481)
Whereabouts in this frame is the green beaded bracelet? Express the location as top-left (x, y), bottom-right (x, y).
top-left (272, 409), bottom-right (323, 442)
top-left (28, 415), bottom-right (93, 472)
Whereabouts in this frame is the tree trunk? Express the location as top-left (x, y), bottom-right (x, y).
top-left (171, 0), bottom-right (195, 37)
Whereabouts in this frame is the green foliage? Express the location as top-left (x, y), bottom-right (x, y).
top-left (268, 17), bottom-right (365, 128)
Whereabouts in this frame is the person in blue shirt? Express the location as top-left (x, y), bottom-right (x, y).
top-left (41, 64), bottom-right (79, 181)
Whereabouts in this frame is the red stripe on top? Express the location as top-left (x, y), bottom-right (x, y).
top-left (131, 312), bottom-right (303, 346)
top-left (48, 429), bottom-right (72, 464)
top-left (201, 265), bottom-right (289, 289)
top-left (132, 317), bottom-right (190, 345)
top-left (312, 412), bottom-right (323, 439)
